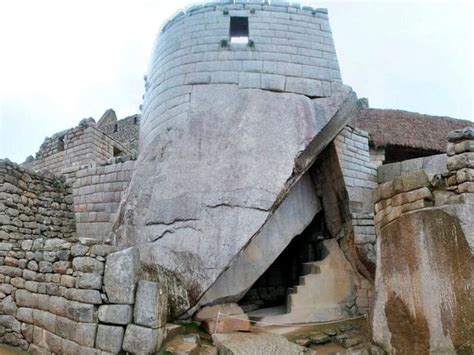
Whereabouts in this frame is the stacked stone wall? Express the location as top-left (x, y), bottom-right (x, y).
top-left (142, 1), bottom-right (342, 147)
top-left (377, 153), bottom-right (447, 183)
top-left (73, 158), bottom-right (135, 240)
top-left (333, 126), bottom-right (377, 314)
top-left (26, 124), bottom-right (131, 177)
top-left (369, 147), bottom-right (385, 167)
top-left (311, 126), bottom-right (376, 315)
top-left (374, 128), bottom-right (474, 227)
top-left (0, 159), bottom-right (143, 353)
top-left (371, 127), bottom-right (474, 354)
top-left (98, 115), bottom-right (140, 153)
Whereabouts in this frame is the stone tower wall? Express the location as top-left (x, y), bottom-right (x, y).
top-left (141, 1), bottom-right (342, 147)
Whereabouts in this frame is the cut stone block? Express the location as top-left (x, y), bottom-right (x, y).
top-left (134, 280), bottom-right (168, 328)
top-left (98, 304), bottom-right (133, 325)
top-left (122, 324), bottom-right (165, 354)
top-left (202, 313), bottom-right (251, 334)
top-left (96, 324), bottom-right (124, 353)
top-left (104, 247), bottom-right (139, 304)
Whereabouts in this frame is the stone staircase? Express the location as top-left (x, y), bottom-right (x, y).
top-left (249, 239), bottom-right (356, 325)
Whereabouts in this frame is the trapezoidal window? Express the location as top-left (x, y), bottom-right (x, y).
top-left (113, 146), bottom-right (122, 157)
top-left (230, 17), bottom-right (249, 44)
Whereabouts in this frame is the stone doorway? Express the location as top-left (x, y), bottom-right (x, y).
top-left (239, 213), bottom-right (328, 311)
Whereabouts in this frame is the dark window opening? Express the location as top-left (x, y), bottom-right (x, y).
top-left (133, 116), bottom-right (138, 125)
top-left (113, 124), bottom-right (118, 133)
top-left (239, 213), bottom-right (328, 310)
top-left (383, 145), bottom-right (441, 165)
top-left (57, 137), bottom-right (65, 152)
top-left (113, 146), bottom-right (122, 157)
top-left (230, 17), bottom-right (249, 44)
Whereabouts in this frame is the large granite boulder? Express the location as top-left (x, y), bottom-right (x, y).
top-left (372, 205), bottom-right (474, 354)
top-left (114, 83), bottom-right (360, 315)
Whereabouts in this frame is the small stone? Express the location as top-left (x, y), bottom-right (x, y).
top-left (310, 332), bottom-right (330, 344)
top-left (295, 338), bottom-right (311, 347)
top-left (122, 324), bottom-right (165, 354)
top-left (39, 261), bottom-right (53, 273)
top-left (53, 261), bottom-right (71, 274)
top-left (72, 257), bottom-right (104, 273)
top-left (96, 324), bottom-right (124, 353)
top-left (60, 275), bottom-right (76, 288)
top-left (71, 244), bottom-right (89, 257)
top-left (183, 333), bottom-right (201, 345)
top-left (78, 273), bottom-right (102, 290)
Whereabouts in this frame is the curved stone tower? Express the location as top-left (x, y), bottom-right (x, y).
top-left (115, 1), bottom-right (360, 316)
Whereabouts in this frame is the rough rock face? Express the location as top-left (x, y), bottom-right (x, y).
top-left (197, 173), bottom-right (321, 307)
top-left (115, 83), bottom-right (359, 314)
top-left (372, 206), bottom-right (474, 354)
top-left (212, 333), bottom-right (314, 355)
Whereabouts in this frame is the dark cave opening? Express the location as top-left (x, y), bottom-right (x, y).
top-left (239, 213), bottom-right (328, 310)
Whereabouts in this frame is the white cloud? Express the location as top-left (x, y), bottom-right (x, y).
top-left (0, 0), bottom-right (473, 163)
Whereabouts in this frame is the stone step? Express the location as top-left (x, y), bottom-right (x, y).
top-left (301, 262), bottom-right (321, 275)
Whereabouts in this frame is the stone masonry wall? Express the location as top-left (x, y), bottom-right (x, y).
top-left (98, 115), bottom-right (140, 153)
top-left (0, 159), bottom-right (143, 354)
top-left (25, 123), bottom-right (131, 177)
top-left (372, 127), bottom-right (474, 354)
top-left (377, 153), bottom-right (447, 184)
top-left (73, 158), bottom-right (135, 241)
top-left (311, 126), bottom-right (376, 315)
top-left (334, 126), bottom-right (377, 314)
top-left (141, 1), bottom-right (342, 147)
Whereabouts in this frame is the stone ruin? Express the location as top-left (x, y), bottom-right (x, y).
top-left (1, 1), bottom-right (472, 354)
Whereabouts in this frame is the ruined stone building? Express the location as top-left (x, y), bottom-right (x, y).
top-left (1, 1), bottom-right (472, 354)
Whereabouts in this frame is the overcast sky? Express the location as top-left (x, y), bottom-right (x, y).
top-left (0, 0), bottom-right (472, 163)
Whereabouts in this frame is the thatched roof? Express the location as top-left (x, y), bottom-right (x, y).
top-left (352, 108), bottom-right (472, 152)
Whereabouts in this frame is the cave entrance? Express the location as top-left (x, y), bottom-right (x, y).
top-left (239, 213), bottom-right (328, 311)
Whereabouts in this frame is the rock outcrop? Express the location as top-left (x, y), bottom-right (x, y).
top-left (114, 84), bottom-right (360, 314)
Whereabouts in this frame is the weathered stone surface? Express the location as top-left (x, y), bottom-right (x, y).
top-left (198, 174), bottom-right (321, 307)
top-left (202, 313), bottom-right (251, 334)
top-left (96, 324), bottom-right (124, 353)
top-left (64, 288), bottom-right (102, 304)
top-left (77, 273), bottom-right (102, 290)
top-left (134, 280), bottom-right (168, 328)
top-left (447, 126), bottom-right (474, 142)
top-left (372, 206), bottom-right (474, 354)
top-left (17, 307), bottom-right (33, 323)
top-left (72, 257), bottom-right (104, 274)
top-left (0, 315), bottom-right (21, 333)
top-left (212, 333), bottom-right (314, 355)
top-left (104, 247), bottom-right (139, 304)
top-left (65, 301), bottom-right (96, 323)
top-left (98, 304), bottom-right (133, 325)
top-left (194, 303), bottom-right (243, 322)
top-left (115, 83), bottom-right (359, 314)
top-left (122, 324), bottom-right (165, 354)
